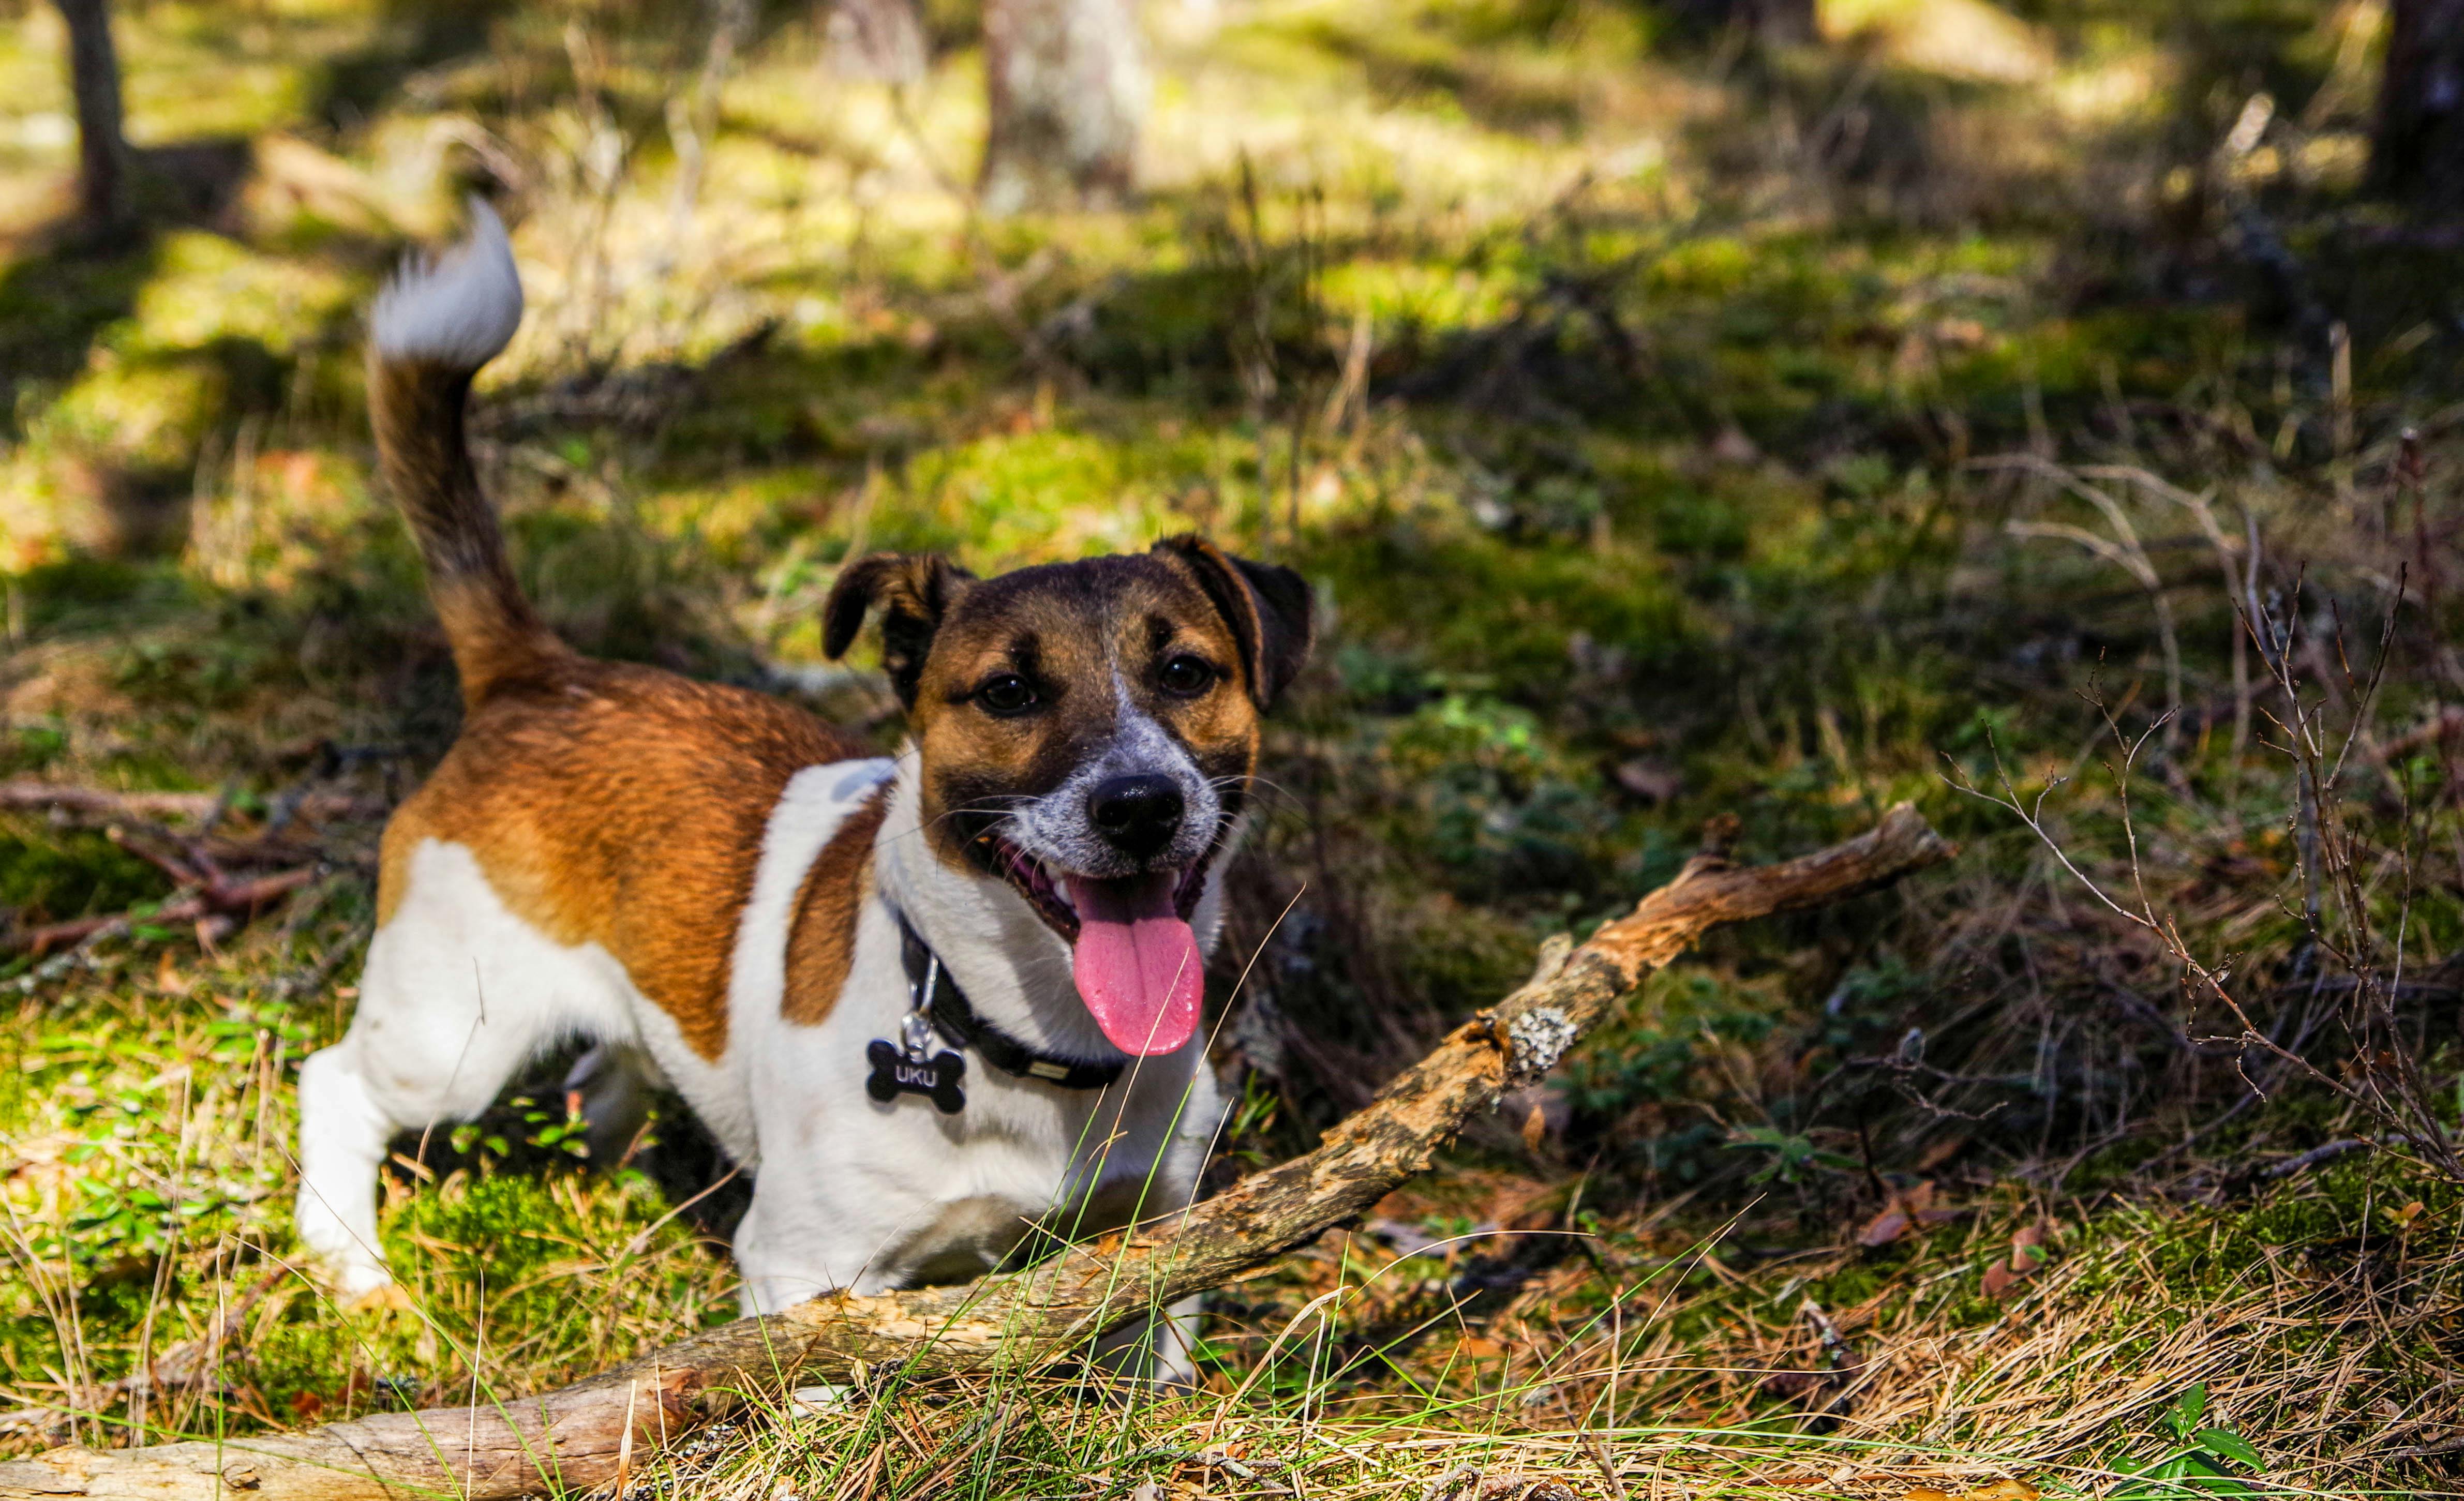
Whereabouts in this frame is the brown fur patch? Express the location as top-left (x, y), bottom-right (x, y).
top-left (377, 662), bottom-right (875, 1061)
top-left (781, 786), bottom-right (892, 1026)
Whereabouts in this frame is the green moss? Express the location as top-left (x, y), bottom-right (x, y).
top-left (0, 823), bottom-right (170, 928)
top-left (1308, 522), bottom-right (1694, 682)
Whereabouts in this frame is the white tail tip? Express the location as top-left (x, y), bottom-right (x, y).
top-left (371, 199), bottom-right (524, 369)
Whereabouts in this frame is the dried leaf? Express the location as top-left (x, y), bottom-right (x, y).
top-left (1915, 1134), bottom-right (1970, 1171)
top-left (1902, 1489), bottom-right (1955, 1501)
top-left (1981, 1257), bottom-right (2019, 1299)
top-left (1958, 1480), bottom-right (2041, 1501)
top-left (1859, 1180), bottom-right (1948, 1246)
top-left (1520, 1102), bottom-right (1550, 1155)
top-left (1611, 758), bottom-right (1682, 804)
top-left (1761, 1369), bottom-right (1821, 1399)
top-left (1497, 1179), bottom-right (1566, 1233)
top-left (1858, 1208), bottom-right (1913, 1248)
top-left (1711, 426), bottom-right (1761, 464)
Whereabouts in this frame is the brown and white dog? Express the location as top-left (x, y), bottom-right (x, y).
top-left (293, 207), bottom-right (1310, 1376)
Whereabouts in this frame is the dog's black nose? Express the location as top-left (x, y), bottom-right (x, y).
top-left (1087, 774), bottom-right (1185, 860)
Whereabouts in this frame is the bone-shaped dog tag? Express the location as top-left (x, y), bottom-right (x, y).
top-left (866, 1039), bottom-right (965, 1114)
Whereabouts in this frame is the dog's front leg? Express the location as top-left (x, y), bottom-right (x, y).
top-left (731, 1167), bottom-right (912, 1314)
top-left (1153, 1293), bottom-right (1202, 1386)
top-left (1087, 1291), bottom-right (1203, 1390)
top-left (1082, 1097), bottom-right (1219, 1390)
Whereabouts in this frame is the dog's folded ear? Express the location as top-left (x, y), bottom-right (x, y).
top-left (823, 553), bottom-right (977, 706)
top-left (1152, 535), bottom-right (1313, 709)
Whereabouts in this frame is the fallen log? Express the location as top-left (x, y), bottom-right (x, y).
top-left (0, 805), bottom-right (1951, 1501)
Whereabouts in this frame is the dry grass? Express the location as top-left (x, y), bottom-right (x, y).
top-left (5, 873), bottom-right (2456, 1497)
top-left (5, 0), bottom-right (2464, 1493)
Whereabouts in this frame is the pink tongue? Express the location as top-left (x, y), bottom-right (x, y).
top-left (1066, 873), bottom-right (1202, 1056)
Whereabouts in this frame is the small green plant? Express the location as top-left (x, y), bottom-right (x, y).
top-left (1723, 1125), bottom-right (1859, 1185)
top-left (448, 1121), bottom-right (511, 1161)
top-left (444, 1095), bottom-right (589, 1166)
top-left (524, 1099), bottom-right (593, 1159)
top-left (2108, 1383), bottom-right (2266, 1496)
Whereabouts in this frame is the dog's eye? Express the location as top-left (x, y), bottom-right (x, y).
top-left (1157, 655), bottom-right (1215, 697)
top-left (975, 673), bottom-right (1039, 716)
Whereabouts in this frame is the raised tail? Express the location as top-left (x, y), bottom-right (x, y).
top-left (367, 201), bottom-right (570, 707)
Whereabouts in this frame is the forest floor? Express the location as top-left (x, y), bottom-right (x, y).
top-left (2, 0), bottom-right (2461, 1495)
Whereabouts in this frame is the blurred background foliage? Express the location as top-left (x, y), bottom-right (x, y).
top-left (3, 0), bottom-right (2464, 1487)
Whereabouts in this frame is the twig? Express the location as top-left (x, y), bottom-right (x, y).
top-left (273, 914), bottom-right (372, 1000)
top-left (2079, 465), bottom-right (2251, 762)
top-left (0, 780), bottom-right (385, 827)
top-left (2380, 1432), bottom-right (2464, 1461)
top-left (9, 868), bottom-right (317, 957)
top-left (1983, 454), bottom-right (2183, 738)
top-left (1580, 1429), bottom-right (1628, 1501)
top-left (1947, 581), bottom-right (2464, 1180)
top-left (1421, 1467), bottom-right (1480, 1501)
top-left (2258, 1137), bottom-right (2374, 1180)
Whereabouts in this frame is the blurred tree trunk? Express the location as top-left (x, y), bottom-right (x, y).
top-left (2376, 0), bottom-right (2464, 210)
top-left (1741, 0), bottom-right (1814, 44)
top-left (1682, 0), bottom-right (1815, 44)
top-left (824, 0), bottom-right (925, 82)
top-left (978, 0), bottom-right (1145, 213)
top-left (52, 0), bottom-right (130, 232)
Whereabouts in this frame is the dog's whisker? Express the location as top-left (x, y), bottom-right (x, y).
top-left (918, 801), bottom-right (1033, 836)
top-left (1202, 772), bottom-right (1298, 811)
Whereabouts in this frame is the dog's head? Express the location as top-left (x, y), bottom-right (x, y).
top-left (823, 536), bottom-right (1311, 1056)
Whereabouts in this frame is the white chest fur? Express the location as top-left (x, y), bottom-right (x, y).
top-left (721, 760), bottom-right (1227, 1313)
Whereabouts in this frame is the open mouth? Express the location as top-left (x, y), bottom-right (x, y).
top-left (968, 831), bottom-right (1214, 1057)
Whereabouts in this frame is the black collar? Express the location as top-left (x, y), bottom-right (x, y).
top-left (896, 914), bottom-right (1127, 1090)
